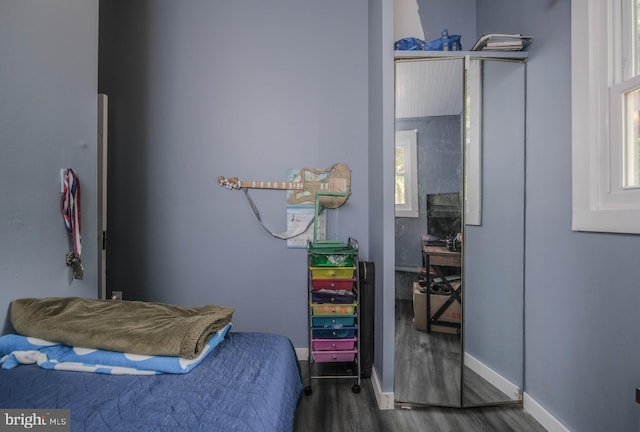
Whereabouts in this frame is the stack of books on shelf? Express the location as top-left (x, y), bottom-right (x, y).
top-left (471, 33), bottom-right (533, 51)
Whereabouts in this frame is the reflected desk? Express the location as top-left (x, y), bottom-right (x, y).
top-left (422, 245), bottom-right (462, 333)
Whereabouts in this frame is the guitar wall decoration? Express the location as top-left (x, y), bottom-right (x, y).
top-left (218, 163), bottom-right (351, 209)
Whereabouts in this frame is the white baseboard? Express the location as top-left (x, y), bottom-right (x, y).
top-left (296, 347), bottom-right (308, 361)
top-left (371, 365), bottom-right (395, 410)
top-left (523, 393), bottom-right (571, 432)
top-left (464, 352), bottom-right (521, 400)
top-left (463, 353), bottom-right (571, 431)
top-left (299, 346), bottom-right (570, 429)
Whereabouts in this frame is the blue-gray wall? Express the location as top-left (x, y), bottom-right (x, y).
top-left (0, 0), bottom-right (99, 332)
top-left (98, 0), bottom-right (369, 349)
top-left (417, 0), bottom-right (477, 51)
top-left (464, 59), bottom-right (526, 389)
top-left (3, 1), bottom-right (640, 431)
top-left (368, 0), bottom-right (396, 394)
top-left (477, 1), bottom-right (640, 431)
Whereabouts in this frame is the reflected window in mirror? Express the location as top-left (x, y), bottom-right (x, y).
top-left (465, 58), bottom-right (482, 226)
top-left (395, 129), bottom-right (419, 217)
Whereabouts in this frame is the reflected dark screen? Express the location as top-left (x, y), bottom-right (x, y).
top-left (426, 192), bottom-right (461, 238)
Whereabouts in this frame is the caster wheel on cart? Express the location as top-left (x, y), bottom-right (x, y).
top-left (304, 386), bottom-right (312, 395)
top-left (352, 384), bottom-right (361, 394)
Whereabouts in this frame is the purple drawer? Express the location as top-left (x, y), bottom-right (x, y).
top-left (312, 326), bottom-right (356, 339)
top-left (311, 291), bottom-right (355, 304)
top-left (312, 337), bottom-right (357, 351)
top-left (312, 350), bottom-right (357, 363)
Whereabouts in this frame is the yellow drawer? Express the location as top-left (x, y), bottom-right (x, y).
top-left (309, 266), bottom-right (355, 279)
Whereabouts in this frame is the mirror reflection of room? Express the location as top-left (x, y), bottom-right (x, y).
top-left (394, 58), bottom-right (465, 407)
top-left (393, 53), bottom-right (527, 408)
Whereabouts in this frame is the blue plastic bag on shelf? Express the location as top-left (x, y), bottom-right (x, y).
top-left (424, 29), bottom-right (461, 51)
top-left (395, 29), bottom-right (461, 51)
top-left (394, 37), bottom-right (426, 51)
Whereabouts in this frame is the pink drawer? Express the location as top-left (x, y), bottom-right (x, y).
top-left (312, 350), bottom-right (357, 363)
top-left (312, 337), bottom-right (357, 351)
top-left (311, 278), bottom-right (355, 291)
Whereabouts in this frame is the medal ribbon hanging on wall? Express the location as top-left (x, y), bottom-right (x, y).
top-left (61, 168), bottom-right (84, 280)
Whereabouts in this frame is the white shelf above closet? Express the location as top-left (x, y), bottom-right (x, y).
top-left (394, 50), bottom-right (528, 61)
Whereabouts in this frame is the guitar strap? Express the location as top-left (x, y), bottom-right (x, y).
top-left (242, 188), bottom-right (318, 240)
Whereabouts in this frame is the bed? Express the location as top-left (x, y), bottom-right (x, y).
top-left (0, 298), bottom-right (303, 432)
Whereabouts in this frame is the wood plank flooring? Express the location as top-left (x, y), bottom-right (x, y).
top-left (395, 299), bottom-right (512, 406)
top-left (293, 361), bottom-right (547, 432)
top-left (293, 273), bottom-right (546, 431)
top-left (395, 298), bottom-right (462, 405)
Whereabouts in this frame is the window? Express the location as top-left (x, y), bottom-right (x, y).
top-left (572, 0), bottom-right (640, 234)
top-left (395, 129), bottom-right (419, 217)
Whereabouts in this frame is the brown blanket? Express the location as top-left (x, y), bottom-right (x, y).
top-left (10, 297), bottom-right (234, 359)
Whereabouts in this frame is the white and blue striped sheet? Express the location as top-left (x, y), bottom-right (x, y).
top-left (0, 323), bottom-right (231, 375)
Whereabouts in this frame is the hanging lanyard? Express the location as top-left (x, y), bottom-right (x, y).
top-left (61, 169), bottom-right (83, 279)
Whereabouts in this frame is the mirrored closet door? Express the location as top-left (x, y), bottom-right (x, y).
top-left (394, 55), bottom-right (526, 408)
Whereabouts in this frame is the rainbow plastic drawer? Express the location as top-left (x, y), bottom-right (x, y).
top-left (312, 337), bottom-right (357, 351)
top-left (309, 266), bottom-right (356, 279)
top-left (312, 350), bottom-right (357, 363)
top-left (312, 326), bottom-right (357, 339)
top-left (309, 254), bottom-right (354, 267)
top-left (311, 303), bottom-right (357, 315)
top-left (311, 278), bottom-right (355, 291)
top-left (311, 291), bottom-right (355, 304)
top-left (312, 315), bottom-right (356, 327)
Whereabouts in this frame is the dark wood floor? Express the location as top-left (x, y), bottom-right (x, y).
top-left (394, 299), bottom-right (512, 406)
top-left (293, 273), bottom-right (546, 431)
top-left (395, 298), bottom-right (462, 405)
top-left (293, 361), bottom-right (547, 432)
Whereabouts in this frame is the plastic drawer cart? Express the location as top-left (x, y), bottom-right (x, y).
top-left (305, 238), bottom-right (361, 395)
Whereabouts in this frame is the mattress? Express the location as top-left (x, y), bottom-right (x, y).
top-left (0, 332), bottom-right (303, 432)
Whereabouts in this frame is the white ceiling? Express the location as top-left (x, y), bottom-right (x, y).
top-left (395, 58), bottom-right (464, 119)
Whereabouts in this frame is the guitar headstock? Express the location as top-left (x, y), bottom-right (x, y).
top-left (217, 176), bottom-right (240, 189)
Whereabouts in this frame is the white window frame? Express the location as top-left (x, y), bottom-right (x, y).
top-left (465, 57), bottom-right (482, 226)
top-left (395, 129), bottom-right (419, 218)
top-left (572, 0), bottom-right (640, 234)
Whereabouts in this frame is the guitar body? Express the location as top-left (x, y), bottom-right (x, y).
top-left (218, 163), bottom-right (351, 209)
top-left (287, 163), bottom-right (351, 208)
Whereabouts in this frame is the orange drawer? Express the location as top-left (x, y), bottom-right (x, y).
top-left (311, 303), bottom-right (356, 315)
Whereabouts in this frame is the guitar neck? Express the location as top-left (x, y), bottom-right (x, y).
top-left (237, 180), bottom-right (304, 190)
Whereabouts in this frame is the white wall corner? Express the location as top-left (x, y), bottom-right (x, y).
top-left (523, 393), bottom-right (572, 432)
top-left (296, 347), bottom-right (308, 361)
top-left (372, 365), bottom-right (395, 410)
top-left (394, 0), bottom-right (425, 41)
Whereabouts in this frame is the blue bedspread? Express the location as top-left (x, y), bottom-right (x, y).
top-left (0, 332), bottom-right (303, 432)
